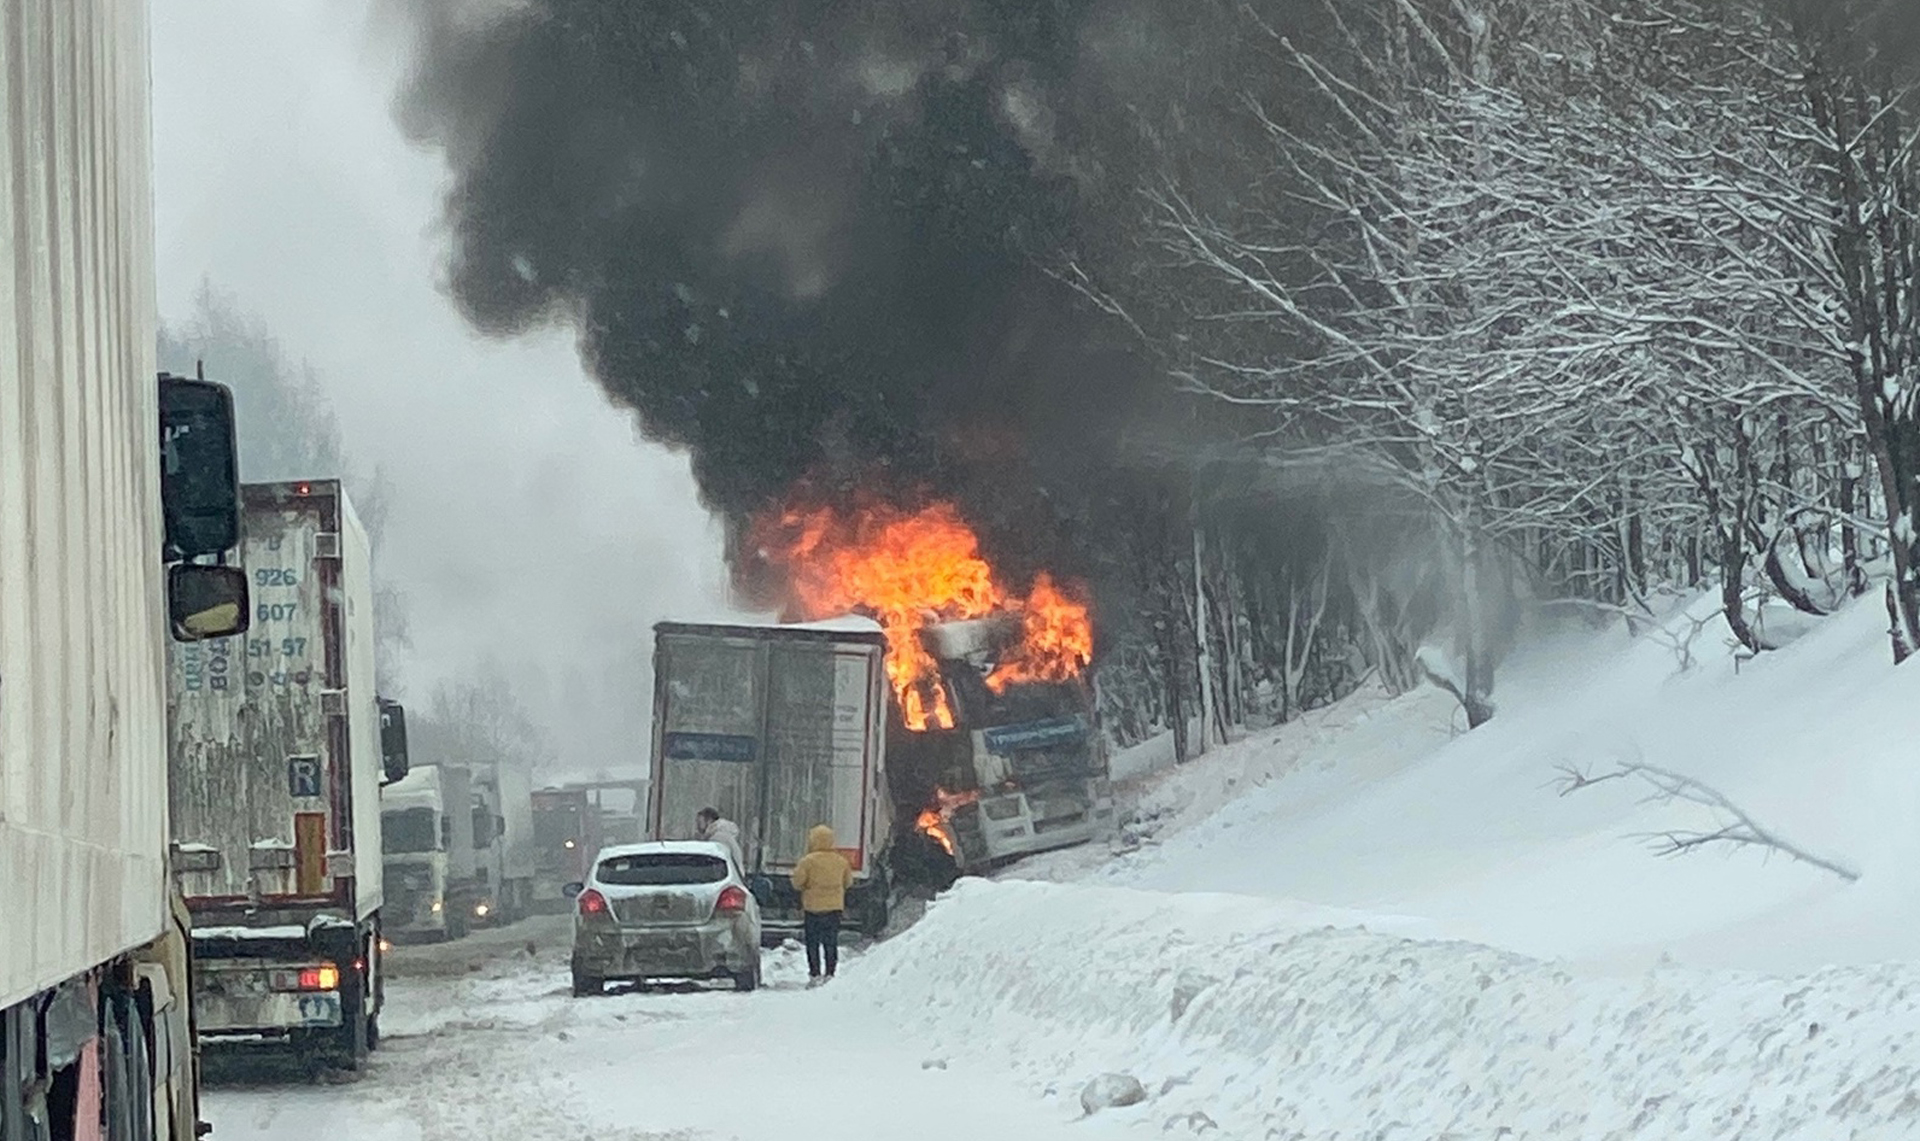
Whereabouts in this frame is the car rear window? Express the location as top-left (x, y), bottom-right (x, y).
top-left (596, 853), bottom-right (729, 886)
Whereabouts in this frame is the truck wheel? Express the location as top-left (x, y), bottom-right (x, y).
top-left (863, 869), bottom-right (892, 934)
top-left (571, 971), bottom-right (603, 998)
top-left (366, 1012), bottom-right (381, 1053)
top-left (732, 963), bottom-right (760, 993)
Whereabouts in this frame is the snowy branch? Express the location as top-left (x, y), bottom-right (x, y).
top-left (1559, 759), bottom-right (1861, 882)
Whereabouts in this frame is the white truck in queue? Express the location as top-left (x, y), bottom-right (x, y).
top-left (167, 479), bottom-right (410, 1069)
top-left (380, 763), bottom-right (477, 940)
top-left (2, 3), bottom-right (254, 1133)
top-left (470, 762), bottom-right (537, 925)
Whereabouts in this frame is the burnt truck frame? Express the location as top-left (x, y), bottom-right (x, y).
top-left (893, 616), bottom-right (1116, 873)
top-left (167, 479), bottom-right (408, 1070)
top-left (646, 620), bottom-right (896, 938)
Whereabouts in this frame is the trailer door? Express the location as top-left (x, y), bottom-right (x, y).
top-left (760, 640), bottom-right (875, 874)
top-left (168, 499), bottom-right (332, 902)
top-left (651, 634), bottom-right (764, 865)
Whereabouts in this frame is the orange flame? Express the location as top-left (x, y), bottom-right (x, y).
top-left (985, 572), bottom-right (1095, 693)
top-left (751, 499), bottom-right (1093, 730)
top-left (915, 788), bottom-right (981, 856)
top-left (916, 809), bottom-right (955, 856)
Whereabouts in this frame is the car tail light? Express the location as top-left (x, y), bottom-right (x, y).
top-left (715, 885), bottom-right (748, 915)
top-left (578, 888), bottom-right (609, 917)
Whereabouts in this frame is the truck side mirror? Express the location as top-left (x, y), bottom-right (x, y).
top-left (167, 564), bottom-right (250, 642)
top-left (378, 699), bottom-right (410, 785)
top-left (158, 374), bottom-right (241, 561)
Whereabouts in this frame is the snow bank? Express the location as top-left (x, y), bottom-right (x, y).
top-left (1083, 594), bottom-right (1920, 971)
top-left (859, 878), bottom-right (1920, 1140)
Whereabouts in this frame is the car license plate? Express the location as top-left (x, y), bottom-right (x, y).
top-left (294, 993), bottom-right (342, 1026)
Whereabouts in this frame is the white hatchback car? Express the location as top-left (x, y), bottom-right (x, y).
top-left (565, 840), bottom-right (763, 995)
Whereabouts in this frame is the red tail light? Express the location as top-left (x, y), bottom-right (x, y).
top-left (578, 888), bottom-right (609, 916)
top-left (269, 964), bottom-right (340, 992)
top-left (715, 885), bottom-right (748, 915)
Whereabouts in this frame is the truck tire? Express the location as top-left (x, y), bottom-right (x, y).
top-left (860, 866), bottom-right (892, 934)
top-left (570, 970), bottom-right (603, 998)
top-left (732, 960), bottom-right (761, 993)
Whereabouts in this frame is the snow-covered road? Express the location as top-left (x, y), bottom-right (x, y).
top-left (202, 916), bottom-right (1124, 1141)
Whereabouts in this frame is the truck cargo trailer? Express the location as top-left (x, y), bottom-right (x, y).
top-left (2, 1), bottom-right (253, 1133)
top-left (167, 480), bottom-right (408, 1069)
top-left (490, 761), bottom-right (538, 921)
top-left (646, 619), bottom-right (895, 936)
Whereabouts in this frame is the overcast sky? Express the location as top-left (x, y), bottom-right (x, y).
top-left (150, 1), bottom-right (751, 781)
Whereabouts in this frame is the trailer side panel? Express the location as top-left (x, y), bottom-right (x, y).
top-left (0, 0), bottom-right (168, 1012)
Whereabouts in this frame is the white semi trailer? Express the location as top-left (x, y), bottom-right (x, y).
top-left (1, 1), bottom-right (253, 1133)
top-left (167, 480), bottom-right (408, 1068)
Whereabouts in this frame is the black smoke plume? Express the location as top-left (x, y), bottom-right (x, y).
top-left (388, 0), bottom-right (1241, 608)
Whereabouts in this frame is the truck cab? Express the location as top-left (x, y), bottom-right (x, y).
top-left (904, 617), bottom-right (1115, 871)
top-left (532, 787), bottom-right (597, 914)
top-left (380, 763), bottom-right (475, 941)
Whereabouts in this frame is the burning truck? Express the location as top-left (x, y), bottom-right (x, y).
top-left (752, 497), bottom-right (1113, 877)
top-left (644, 500), bottom-right (1113, 935)
top-left (894, 611), bottom-right (1113, 872)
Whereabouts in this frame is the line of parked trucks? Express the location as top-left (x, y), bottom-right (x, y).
top-left (3, 3), bottom-right (1114, 1134)
top-left (2, 5), bottom-right (520, 1129)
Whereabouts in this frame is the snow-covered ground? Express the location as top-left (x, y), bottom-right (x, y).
top-left (1063, 594), bottom-right (1920, 974)
top-left (211, 592), bottom-right (1920, 1138)
top-left (203, 916), bottom-right (1131, 1141)
top-left (859, 878), bottom-right (1920, 1138)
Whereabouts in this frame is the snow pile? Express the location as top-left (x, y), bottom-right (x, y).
top-left (1090, 594), bottom-right (1920, 972)
top-left (859, 878), bottom-right (1920, 1139)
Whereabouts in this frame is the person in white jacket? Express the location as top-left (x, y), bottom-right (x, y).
top-left (695, 807), bottom-right (745, 873)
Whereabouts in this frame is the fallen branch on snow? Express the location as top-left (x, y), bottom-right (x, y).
top-left (1554, 760), bottom-right (1860, 883)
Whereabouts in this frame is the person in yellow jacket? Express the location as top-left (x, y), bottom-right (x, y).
top-left (790, 824), bottom-right (853, 986)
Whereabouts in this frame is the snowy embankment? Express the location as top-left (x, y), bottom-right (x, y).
top-left (860, 878), bottom-right (1920, 1138)
top-left (848, 591), bottom-right (1920, 1135)
top-left (1068, 593), bottom-right (1920, 973)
